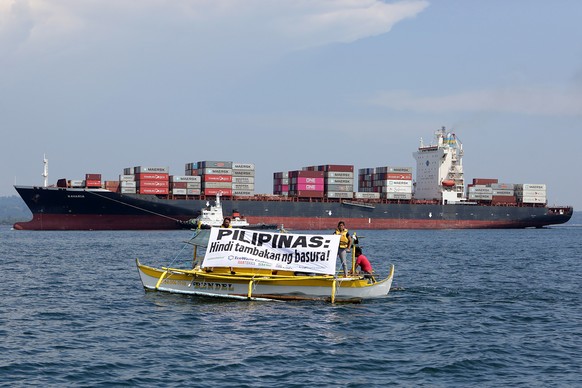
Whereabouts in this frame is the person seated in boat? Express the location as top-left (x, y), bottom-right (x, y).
top-left (334, 221), bottom-right (352, 277)
top-left (221, 217), bottom-right (232, 228)
top-left (354, 246), bottom-right (373, 279)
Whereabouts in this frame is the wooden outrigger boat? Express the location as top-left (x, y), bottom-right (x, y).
top-left (136, 228), bottom-right (395, 303)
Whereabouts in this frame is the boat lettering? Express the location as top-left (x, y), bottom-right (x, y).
top-left (191, 282), bottom-right (234, 291)
top-left (216, 229), bottom-right (329, 249)
top-left (163, 279), bottom-right (190, 286)
top-left (67, 195), bottom-right (85, 198)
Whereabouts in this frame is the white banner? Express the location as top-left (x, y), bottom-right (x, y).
top-left (202, 228), bottom-right (340, 275)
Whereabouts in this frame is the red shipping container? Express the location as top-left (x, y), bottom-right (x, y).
top-left (296, 177), bottom-right (324, 184)
top-left (321, 164), bottom-right (354, 172)
top-left (85, 179), bottom-right (102, 187)
top-left (171, 182), bottom-right (188, 189)
top-left (295, 183), bottom-right (324, 191)
top-left (289, 170), bottom-right (324, 178)
top-left (203, 188), bottom-right (233, 196)
top-left (138, 187), bottom-right (169, 195)
top-left (202, 174), bottom-right (233, 182)
top-left (291, 190), bottom-right (324, 198)
top-left (386, 173), bottom-right (412, 180)
top-left (473, 178), bottom-right (498, 185)
top-left (137, 180), bottom-right (169, 188)
top-left (85, 173), bottom-right (102, 180)
top-left (135, 173), bottom-right (169, 181)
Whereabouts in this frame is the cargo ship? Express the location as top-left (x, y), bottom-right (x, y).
top-left (13, 128), bottom-right (573, 230)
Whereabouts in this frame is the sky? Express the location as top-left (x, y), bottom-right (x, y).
top-left (1, 0), bottom-right (581, 210)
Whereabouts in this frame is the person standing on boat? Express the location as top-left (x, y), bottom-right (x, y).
top-left (334, 221), bottom-right (352, 277)
top-left (354, 246), bottom-right (373, 278)
top-left (221, 217), bottom-right (232, 228)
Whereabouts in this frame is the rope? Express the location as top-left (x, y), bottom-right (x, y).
top-left (85, 189), bottom-right (188, 223)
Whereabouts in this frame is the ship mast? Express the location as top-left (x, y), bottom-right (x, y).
top-left (43, 154), bottom-right (48, 188)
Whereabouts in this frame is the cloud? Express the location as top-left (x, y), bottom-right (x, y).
top-left (369, 86), bottom-right (582, 116)
top-left (0, 0), bottom-right (429, 56)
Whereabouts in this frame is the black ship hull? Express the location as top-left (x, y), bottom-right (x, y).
top-left (13, 186), bottom-right (573, 231)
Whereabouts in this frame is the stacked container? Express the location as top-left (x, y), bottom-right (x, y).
top-left (85, 174), bottom-right (102, 188)
top-left (358, 166), bottom-right (413, 200)
top-left (133, 166), bottom-right (169, 195)
top-left (320, 165), bottom-right (354, 199)
top-left (515, 183), bottom-right (547, 204)
top-left (232, 163), bottom-right (255, 196)
top-left (170, 175), bottom-right (201, 196)
top-left (288, 170), bottom-right (324, 198)
top-left (273, 172), bottom-right (289, 195)
top-left (197, 161), bottom-right (233, 197)
top-left (119, 174), bottom-right (136, 194)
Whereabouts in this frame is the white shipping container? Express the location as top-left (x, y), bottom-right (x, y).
top-left (326, 192), bottom-right (354, 199)
top-left (232, 177), bottom-right (255, 184)
top-left (325, 184), bottom-right (353, 192)
top-left (325, 171), bottom-right (354, 179)
top-left (232, 163), bottom-right (255, 170)
top-left (468, 193), bottom-right (493, 200)
top-left (468, 186), bottom-right (493, 194)
top-left (172, 188), bottom-right (188, 195)
top-left (520, 196), bottom-right (547, 203)
top-left (383, 193), bottom-right (412, 200)
top-left (355, 192), bottom-right (381, 199)
top-left (202, 182), bottom-right (232, 189)
top-left (382, 180), bottom-right (413, 187)
top-left (120, 181), bottom-right (137, 188)
top-left (375, 166), bottom-right (413, 173)
top-left (516, 190), bottom-right (547, 197)
top-left (187, 189), bottom-right (201, 195)
top-left (517, 183), bottom-right (547, 191)
top-left (119, 174), bottom-right (135, 181)
top-left (186, 182), bottom-right (201, 189)
top-left (326, 178), bottom-right (354, 185)
top-left (171, 175), bottom-right (201, 182)
top-left (200, 168), bottom-right (232, 175)
top-left (135, 166), bottom-right (169, 173)
top-left (232, 169), bottom-right (255, 177)
top-left (120, 187), bottom-right (137, 194)
top-left (232, 184), bottom-right (255, 190)
top-left (382, 186), bottom-right (413, 193)
top-left (492, 189), bottom-right (514, 196)
top-left (69, 180), bottom-right (85, 187)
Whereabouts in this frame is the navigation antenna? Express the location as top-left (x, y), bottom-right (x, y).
top-left (42, 154), bottom-right (48, 188)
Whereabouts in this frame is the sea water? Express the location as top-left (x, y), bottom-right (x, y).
top-left (0, 216), bottom-right (581, 387)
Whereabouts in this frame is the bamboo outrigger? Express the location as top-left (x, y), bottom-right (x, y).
top-left (136, 228), bottom-right (395, 303)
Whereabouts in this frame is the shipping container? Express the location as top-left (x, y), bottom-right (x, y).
top-left (202, 182), bottom-right (232, 189)
top-left (198, 161), bottom-right (233, 169)
top-left (325, 171), bottom-right (354, 179)
top-left (135, 166), bottom-right (169, 174)
top-left (232, 162), bottom-right (255, 170)
top-left (137, 180), bottom-right (169, 188)
top-left (171, 175), bottom-right (201, 183)
top-left (138, 187), bottom-right (169, 195)
top-left (202, 174), bottom-right (233, 183)
top-left (203, 188), bottom-right (233, 196)
top-left (326, 192), bottom-right (354, 199)
top-left (200, 168), bottom-right (233, 175)
top-left (135, 173), bottom-right (169, 181)
top-left (355, 192), bottom-right (381, 199)
top-left (293, 184), bottom-right (324, 191)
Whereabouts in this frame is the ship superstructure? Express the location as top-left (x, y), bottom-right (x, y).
top-left (413, 127), bottom-right (465, 204)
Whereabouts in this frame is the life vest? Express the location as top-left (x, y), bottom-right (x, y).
top-left (335, 228), bottom-right (350, 249)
